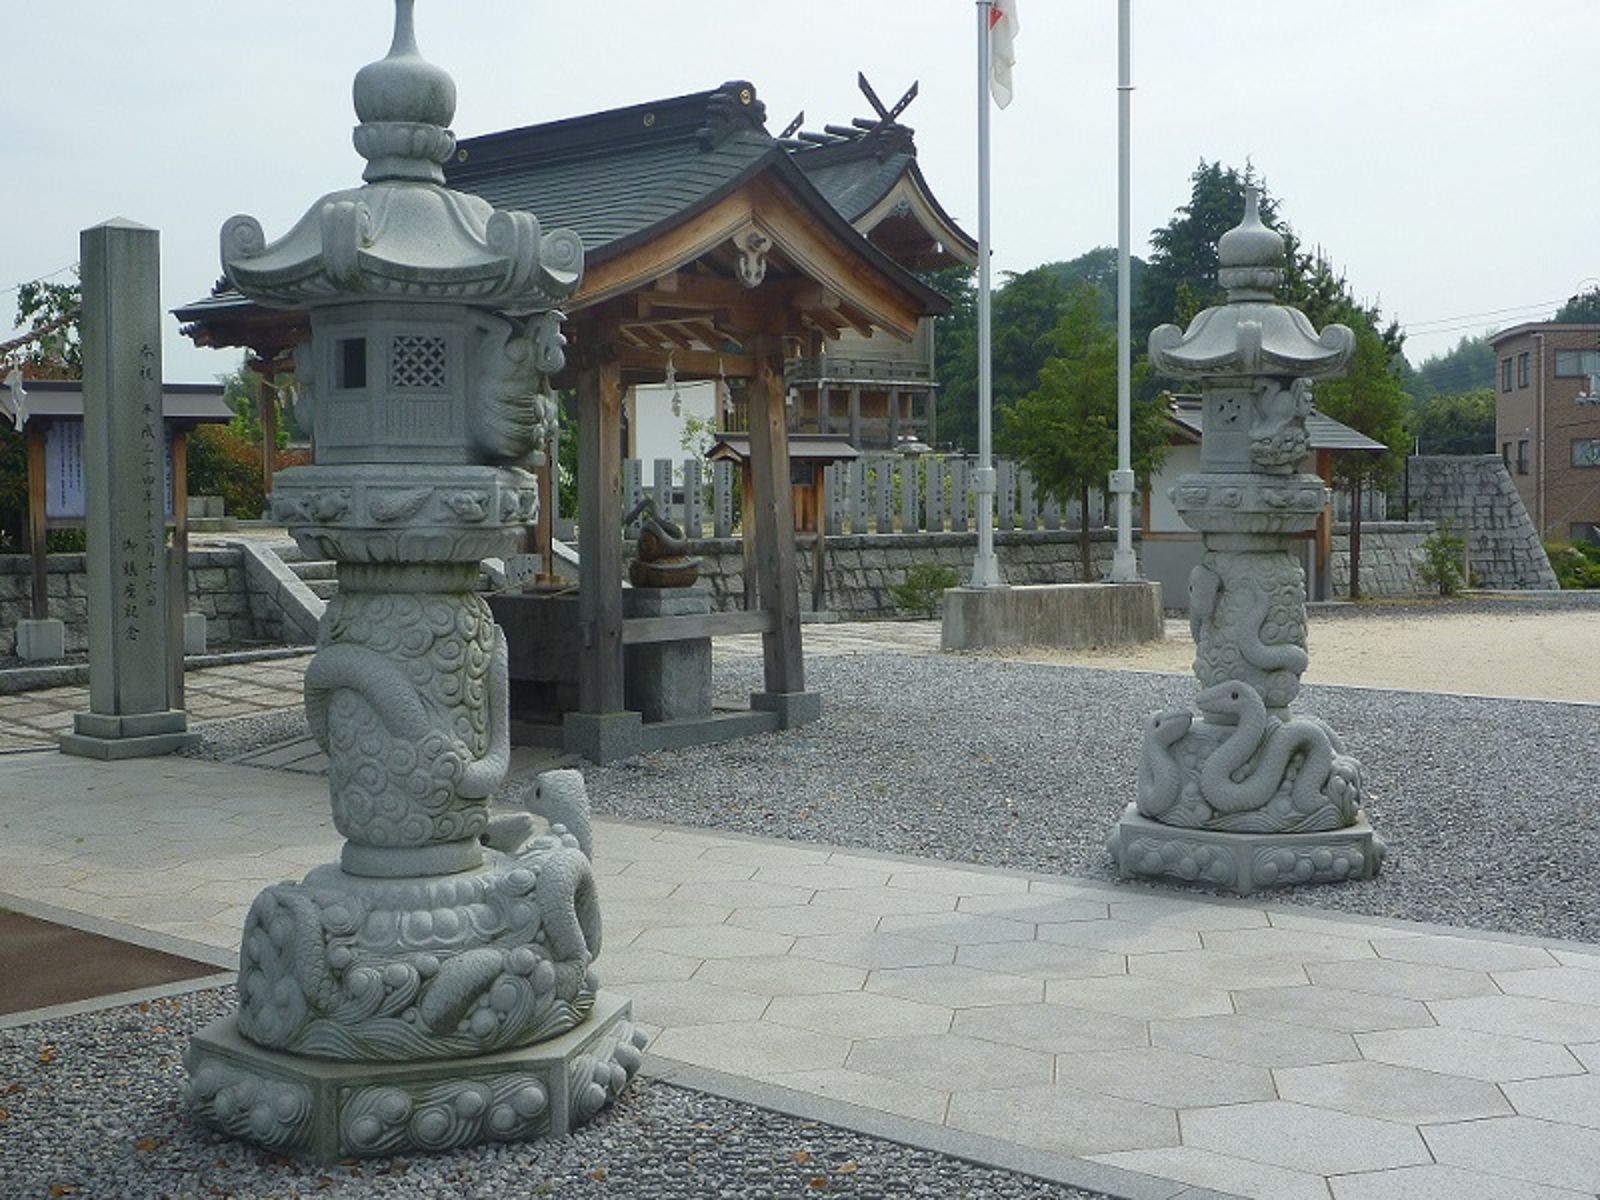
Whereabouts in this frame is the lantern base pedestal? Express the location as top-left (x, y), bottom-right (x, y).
top-left (60, 709), bottom-right (198, 760)
top-left (1107, 804), bottom-right (1385, 897)
top-left (185, 991), bottom-right (645, 1164)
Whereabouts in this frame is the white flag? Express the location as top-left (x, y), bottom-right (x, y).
top-left (990, 0), bottom-right (1019, 109)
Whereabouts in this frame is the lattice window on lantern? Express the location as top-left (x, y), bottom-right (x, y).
top-left (390, 335), bottom-right (448, 391)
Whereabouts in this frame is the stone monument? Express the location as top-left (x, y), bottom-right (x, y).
top-left (1107, 189), bottom-right (1385, 895)
top-left (185, 1), bottom-right (644, 1160)
top-left (61, 220), bottom-right (198, 760)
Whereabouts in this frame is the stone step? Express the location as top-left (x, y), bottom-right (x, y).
top-left (304, 578), bottom-right (340, 601)
top-left (289, 560), bottom-right (337, 582)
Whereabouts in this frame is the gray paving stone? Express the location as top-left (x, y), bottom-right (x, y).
top-left (1356, 1026), bottom-right (1584, 1082)
top-left (694, 955), bottom-right (867, 997)
top-left (1201, 926), bottom-right (1378, 962)
top-left (955, 939), bottom-right (1127, 980)
top-left (1128, 949), bottom-right (1311, 992)
top-left (764, 990), bottom-right (953, 1039)
top-left (758, 1066), bottom-right (950, 1125)
top-left (1092, 1146), bottom-right (1331, 1200)
top-left (700, 842), bottom-right (833, 868)
top-left (952, 1001), bottom-right (1148, 1055)
top-left (1055, 1045), bottom-right (1274, 1109)
top-left (947, 1083), bottom-right (1179, 1158)
top-left (1044, 975), bottom-right (1233, 1020)
top-left (790, 932), bottom-right (956, 970)
top-left (1329, 1163), bottom-right (1589, 1200)
top-left (1424, 1116), bottom-right (1600, 1193)
top-left (595, 946), bottom-right (702, 985)
top-left (649, 1019), bottom-right (850, 1076)
top-left (1232, 983), bottom-right (1433, 1033)
top-left (1496, 966), bottom-right (1600, 1007)
top-left (1307, 956), bottom-right (1499, 1001)
top-left (1038, 919), bottom-right (1204, 955)
top-left (1151, 1013), bottom-right (1359, 1069)
top-left (1373, 934), bottom-right (1558, 974)
top-left (624, 978), bottom-right (771, 1028)
top-left (754, 863), bottom-right (891, 890)
top-left (887, 866), bottom-right (1032, 896)
top-left (808, 886), bottom-right (957, 916)
top-left (954, 893), bottom-right (1111, 922)
top-left (602, 898), bottom-right (732, 929)
top-left (622, 857), bottom-right (760, 884)
top-left (669, 879), bottom-right (817, 910)
top-left (1182, 1100), bottom-right (1430, 1175)
top-left (1504, 1074), bottom-right (1600, 1130)
top-left (634, 922), bottom-right (794, 960)
top-left (723, 904), bottom-right (881, 937)
top-left (846, 1032), bottom-right (1053, 1093)
top-left (1275, 1059), bottom-right (1513, 1124)
top-left (874, 911), bottom-right (1036, 945)
top-left (864, 963), bottom-right (1042, 1009)
top-left (1107, 897), bottom-right (1271, 931)
top-left (1431, 994), bottom-right (1600, 1045)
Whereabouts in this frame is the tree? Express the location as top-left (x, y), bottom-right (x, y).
top-left (1, 276), bottom-right (83, 550)
top-left (1314, 322), bottom-right (1410, 599)
top-left (1407, 334), bottom-right (1496, 403)
top-left (1555, 287), bottom-right (1600, 324)
top-left (1412, 388), bottom-right (1495, 455)
top-left (998, 283), bottom-right (1168, 579)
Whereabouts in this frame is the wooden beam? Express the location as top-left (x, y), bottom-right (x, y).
top-left (576, 341), bottom-right (626, 713)
top-left (745, 337), bottom-right (806, 694)
top-left (622, 609), bottom-right (775, 644)
top-left (618, 347), bottom-right (757, 379)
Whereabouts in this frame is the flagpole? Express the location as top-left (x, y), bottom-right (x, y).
top-left (1109, 0), bottom-right (1138, 583)
top-left (969, 0), bottom-right (1002, 588)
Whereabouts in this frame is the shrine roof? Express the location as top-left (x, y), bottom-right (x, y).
top-left (1166, 394), bottom-right (1387, 454)
top-left (0, 379), bottom-right (231, 424)
top-left (707, 433), bottom-right (860, 465)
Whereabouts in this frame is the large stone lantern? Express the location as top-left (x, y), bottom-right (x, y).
top-left (1107, 189), bottom-right (1384, 895)
top-left (185, 1), bottom-right (644, 1160)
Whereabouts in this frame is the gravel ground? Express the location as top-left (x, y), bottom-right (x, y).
top-left (587, 651), bottom-right (1600, 944)
top-left (179, 707), bottom-right (309, 763)
top-left (0, 988), bottom-right (1102, 1200)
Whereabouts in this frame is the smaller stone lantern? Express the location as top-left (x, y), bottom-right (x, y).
top-left (1107, 189), bottom-right (1384, 895)
top-left (184, 1), bottom-right (644, 1161)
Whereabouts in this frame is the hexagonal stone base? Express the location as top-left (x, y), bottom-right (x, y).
top-left (185, 990), bottom-right (644, 1163)
top-left (1107, 804), bottom-right (1384, 896)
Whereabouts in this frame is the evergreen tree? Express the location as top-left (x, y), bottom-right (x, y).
top-left (998, 283), bottom-right (1168, 579)
top-left (1555, 287), bottom-right (1600, 324)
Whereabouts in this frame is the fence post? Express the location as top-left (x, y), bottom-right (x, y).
top-left (823, 464), bottom-right (842, 536)
top-left (950, 458), bottom-right (970, 533)
top-left (623, 458), bottom-right (644, 536)
top-left (901, 456), bottom-right (920, 531)
top-left (713, 459), bottom-right (734, 538)
top-left (851, 458), bottom-right (869, 533)
top-left (1043, 491), bottom-right (1062, 531)
top-left (875, 457), bottom-right (895, 534)
top-left (654, 457), bottom-right (673, 525)
top-left (998, 460), bottom-right (1016, 531)
top-left (1020, 469), bottom-right (1038, 530)
top-left (925, 457), bottom-right (945, 532)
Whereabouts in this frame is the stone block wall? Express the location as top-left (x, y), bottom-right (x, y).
top-left (685, 530), bottom-right (1117, 617)
top-left (1405, 455), bottom-right (1558, 589)
top-left (2, 546), bottom-right (281, 657)
top-left (1328, 522), bottom-right (1433, 598)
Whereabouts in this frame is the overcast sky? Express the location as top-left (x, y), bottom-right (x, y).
top-left (3, 0), bottom-right (1595, 383)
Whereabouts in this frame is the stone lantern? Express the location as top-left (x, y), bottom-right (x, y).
top-left (1107, 189), bottom-right (1385, 895)
top-left (184, 0), bottom-right (644, 1160)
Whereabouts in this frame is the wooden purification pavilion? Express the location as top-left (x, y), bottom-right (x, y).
top-left (178, 80), bottom-right (951, 759)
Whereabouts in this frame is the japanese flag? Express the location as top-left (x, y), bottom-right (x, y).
top-left (990, 0), bottom-right (1019, 109)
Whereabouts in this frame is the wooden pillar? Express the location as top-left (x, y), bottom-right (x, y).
top-left (576, 343), bottom-right (625, 713)
top-left (1314, 450), bottom-right (1335, 602)
top-left (746, 339), bottom-right (805, 695)
top-left (257, 375), bottom-right (277, 503)
top-left (25, 421), bottom-right (48, 620)
top-left (168, 428), bottom-right (189, 709)
top-left (534, 441), bottom-right (555, 582)
top-left (740, 467), bottom-right (757, 610)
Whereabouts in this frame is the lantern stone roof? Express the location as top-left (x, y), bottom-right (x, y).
top-left (1165, 394), bottom-right (1386, 454)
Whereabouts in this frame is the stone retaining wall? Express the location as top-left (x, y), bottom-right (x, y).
top-left (1, 547), bottom-right (261, 656)
top-left (1329, 522), bottom-right (1434, 598)
top-left (1406, 455), bottom-right (1558, 589)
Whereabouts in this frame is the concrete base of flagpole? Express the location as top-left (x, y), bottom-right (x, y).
top-left (940, 581), bottom-right (1163, 652)
top-left (1109, 546), bottom-right (1140, 583)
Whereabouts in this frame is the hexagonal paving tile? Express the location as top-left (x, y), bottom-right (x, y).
top-left (725, 904), bottom-right (882, 937)
top-left (1182, 1101), bottom-right (1429, 1175)
top-left (947, 1083), bottom-right (1178, 1158)
top-left (1372, 935), bottom-right (1557, 974)
top-left (886, 866), bottom-right (1031, 896)
top-left (808, 887), bottom-right (956, 917)
top-left (1307, 956), bottom-right (1498, 1001)
top-left (874, 912), bottom-right (1036, 945)
top-left (1037, 919), bottom-right (1203, 956)
top-left (1424, 1117), bottom-right (1600, 1193)
top-left (1274, 1060), bottom-right (1513, 1124)
top-left (1128, 949), bottom-right (1310, 992)
top-left (790, 932), bottom-right (955, 970)
top-left (623, 978), bottom-right (771, 1028)
top-left (1504, 1074), bottom-right (1600, 1130)
top-left (669, 879), bottom-right (816, 910)
top-left (1044, 975), bottom-right (1233, 1021)
top-left (1356, 1026), bottom-right (1583, 1083)
top-left (1107, 897), bottom-right (1270, 932)
top-left (1431, 994), bottom-right (1600, 1046)
top-left (759, 1066), bottom-right (950, 1124)
top-left (864, 963), bottom-right (1042, 1009)
top-left (649, 1020), bottom-right (849, 1076)
top-left (1091, 1146), bottom-right (1330, 1200)
top-left (1496, 966), bottom-right (1600, 1007)
top-left (602, 898), bottom-right (732, 929)
top-left (764, 990), bottom-right (953, 1039)
top-left (1329, 1163), bottom-right (1590, 1200)
top-left (755, 864), bottom-right (890, 891)
top-left (595, 873), bottom-right (678, 902)
top-left (1150, 1013), bottom-right (1359, 1068)
top-left (597, 946), bottom-right (702, 985)
top-left (633, 922), bottom-right (794, 960)
top-left (955, 940), bottom-right (1126, 981)
top-left (700, 842), bottom-right (832, 869)
top-left (694, 955), bottom-right (867, 997)
top-left (1201, 925), bottom-right (1378, 962)
top-left (846, 1032), bottom-right (1052, 1093)
top-left (954, 893), bottom-right (1111, 922)
top-left (622, 857), bottom-right (760, 884)
top-left (1232, 983), bottom-right (1433, 1033)
top-left (1055, 1046), bottom-right (1274, 1109)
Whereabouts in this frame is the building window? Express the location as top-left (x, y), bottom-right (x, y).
top-left (1518, 440), bottom-right (1530, 474)
top-left (1572, 438), bottom-right (1600, 468)
top-left (1501, 357), bottom-right (1514, 392)
top-left (1502, 442), bottom-right (1513, 470)
top-left (336, 337), bottom-right (367, 390)
top-left (1556, 350), bottom-right (1600, 378)
top-left (1517, 352), bottom-right (1530, 388)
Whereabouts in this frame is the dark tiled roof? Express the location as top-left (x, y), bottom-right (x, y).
top-left (1167, 395), bottom-right (1387, 453)
top-left (708, 433), bottom-right (859, 464)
